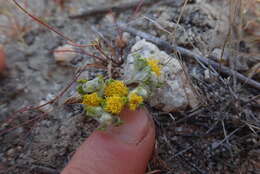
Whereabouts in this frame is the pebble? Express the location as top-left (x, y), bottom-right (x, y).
top-left (54, 44), bottom-right (77, 65)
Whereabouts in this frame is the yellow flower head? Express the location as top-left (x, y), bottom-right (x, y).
top-left (104, 80), bottom-right (128, 97)
top-left (82, 92), bottom-right (102, 106)
top-left (128, 93), bottom-right (143, 111)
top-left (146, 58), bottom-right (161, 76)
top-left (104, 95), bottom-right (125, 114)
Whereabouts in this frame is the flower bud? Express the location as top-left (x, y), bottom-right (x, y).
top-left (130, 66), bottom-right (151, 83)
top-left (81, 76), bottom-right (104, 93)
top-left (131, 86), bottom-right (149, 99)
top-left (85, 106), bottom-right (104, 117)
top-left (98, 112), bottom-right (113, 125)
top-left (134, 56), bottom-right (148, 71)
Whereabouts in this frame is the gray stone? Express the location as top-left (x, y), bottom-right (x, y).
top-left (210, 48), bottom-right (229, 63)
top-left (124, 40), bottom-right (199, 112)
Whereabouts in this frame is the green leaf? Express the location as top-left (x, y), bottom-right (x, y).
top-left (77, 79), bottom-right (88, 84)
top-left (77, 85), bottom-right (86, 94)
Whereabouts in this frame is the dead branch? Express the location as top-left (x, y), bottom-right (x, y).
top-left (117, 23), bottom-right (260, 90)
top-left (69, 0), bottom-right (182, 19)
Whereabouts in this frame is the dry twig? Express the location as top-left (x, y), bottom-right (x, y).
top-left (117, 23), bottom-right (260, 90)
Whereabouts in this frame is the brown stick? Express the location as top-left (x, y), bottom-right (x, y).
top-left (118, 23), bottom-right (260, 90)
top-left (69, 0), bottom-right (182, 19)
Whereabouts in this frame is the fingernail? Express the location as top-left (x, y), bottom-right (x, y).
top-left (107, 108), bottom-right (152, 145)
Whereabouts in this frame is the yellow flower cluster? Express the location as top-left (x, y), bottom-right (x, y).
top-left (104, 80), bottom-right (129, 114)
top-left (129, 93), bottom-right (143, 111)
top-left (147, 59), bottom-right (161, 76)
top-left (80, 78), bottom-right (145, 118)
top-left (104, 95), bottom-right (125, 114)
top-left (82, 92), bottom-right (102, 106)
top-left (104, 80), bottom-right (128, 97)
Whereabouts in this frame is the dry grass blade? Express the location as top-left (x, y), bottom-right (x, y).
top-left (247, 62), bottom-right (260, 78)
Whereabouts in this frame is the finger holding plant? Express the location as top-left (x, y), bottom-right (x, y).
top-left (77, 55), bottom-right (164, 129)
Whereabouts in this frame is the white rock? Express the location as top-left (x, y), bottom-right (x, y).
top-left (210, 48), bottom-right (229, 64)
top-left (38, 94), bottom-right (54, 113)
top-left (54, 44), bottom-right (76, 65)
top-left (124, 40), bottom-right (199, 112)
